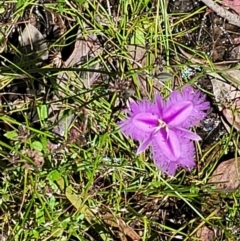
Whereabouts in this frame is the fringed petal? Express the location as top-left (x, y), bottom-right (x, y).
top-left (154, 129), bottom-right (181, 161)
top-left (152, 137), bottom-right (195, 176)
top-left (137, 135), bottom-right (152, 154)
top-left (175, 127), bottom-right (201, 141)
top-left (166, 85), bottom-right (210, 128)
top-left (163, 101), bottom-right (193, 126)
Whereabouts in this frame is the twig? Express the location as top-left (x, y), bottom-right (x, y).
top-left (201, 0), bottom-right (240, 27)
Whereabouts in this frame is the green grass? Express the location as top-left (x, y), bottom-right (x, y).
top-left (0, 0), bottom-right (240, 240)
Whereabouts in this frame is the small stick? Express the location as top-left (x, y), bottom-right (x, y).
top-left (201, 0), bottom-right (240, 27)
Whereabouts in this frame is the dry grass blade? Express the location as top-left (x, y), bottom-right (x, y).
top-left (102, 213), bottom-right (141, 241)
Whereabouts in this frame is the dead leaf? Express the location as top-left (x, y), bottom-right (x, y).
top-left (18, 23), bottom-right (48, 63)
top-left (211, 73), bottom-right (240, 154)
top-left (201, 0), bottom-right (240, 27)
top-left (222, 0), bottom-right (240, 13)
top-left (222, 98), bottom-right (240, 132)
top-left (196, 158), bottom-right (239, 241)
top-left (196, 226), bottom-right (215, 241)
top-left (102, 213), bottom-right (141, 241)
top-left (210, 73), bottom-right (240, 108)
top-left (208, 158), bottom-right (240, 191)
top-left (57, 26), bottom-right (101, 91)
top-left (52, 26), bottom-right (101, 138)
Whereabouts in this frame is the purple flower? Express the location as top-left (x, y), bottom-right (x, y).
top-left (119, 85), bottom-right (209, 175)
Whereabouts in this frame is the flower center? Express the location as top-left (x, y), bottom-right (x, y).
top-left (158, 119), bottom-right (169, 138)
top-left (158, 119), bottom-right (167, 129)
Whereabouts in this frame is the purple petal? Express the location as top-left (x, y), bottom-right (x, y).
top-left (174, 140), bottom-right (195, 169)
top-left (129, 99), bottom-right (160, 115)
top-left (163, 101), bottom-right (193, 126)
top-left (119, 118), bottom-right (147, 141)
top-left (164, 162), bottom-right (178, 176)
top-left (137, 135), bottom-right (152, 154)
top-left (180, 86), bottom-right (210, 127)
top-left (178, 156), bottom-right (195, 170)
top-left (152, 137), bottom-right (195, 176)
top-left (166, 85), bottom-right (210, 128)
top-left (175, 127), bottom-right (201, 141)
top-left (119, 99), bottom-right (159, 141)
top-left (132, 113), bottom-right (158, 132)
top-left (154, 129), bottom-right (181, 161)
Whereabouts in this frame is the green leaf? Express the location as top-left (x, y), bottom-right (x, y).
top-left (16, 0), bottom-right (23, 8)
top-left (31, 141), bottom-right (43, 152)
top-left (32, 230), bottom-right (40, 239)
top-left (40, 136), bottom-right (48, 153)
top-left (48, 170), bottom-right (62, 182)
top-left (65, 186), bottom-right (82, 210)
top-left (155, 73), bottom-right (173, 82)
top-left (48, 170), bottom-right (65, 191)
top-left (38, 104), bottom-right (48, 121)
top-left (48, 196), bottom-right (56, 210)
top-left (36, 207), bottom-right (45, 225)
top-left (70, 152), bottom-right (78, 159)
top-left (131, 27), bottom-right (145, 45)
top-left (0, 7), bottom-right (5, 15)
top-left (4, 130), bottom-right (18, 140)
top-left (61, 217), bottom-right (71, 229)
